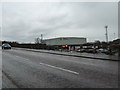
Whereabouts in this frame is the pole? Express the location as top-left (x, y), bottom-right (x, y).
top-left (105, 26), bottom-right (108, 42)
top-left (114, 33), bottom-right (115, 40)
top-left (41, 34), bottom-right (43, 43)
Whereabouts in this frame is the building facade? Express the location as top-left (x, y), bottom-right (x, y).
top-left (43, 37), bottom-right (87, 46)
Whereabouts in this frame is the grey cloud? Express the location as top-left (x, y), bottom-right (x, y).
top-left (2, 2), bottom-right (118, 42)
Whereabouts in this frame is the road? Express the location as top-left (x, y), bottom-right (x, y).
top-left (2, 49), bottom-right (118, 88)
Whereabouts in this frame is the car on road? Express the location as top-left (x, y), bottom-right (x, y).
top-left (2, 43), bottom-right (11, 49)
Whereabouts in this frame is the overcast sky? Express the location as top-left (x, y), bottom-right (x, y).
top-left (1, 2), bottom-right (118, 43)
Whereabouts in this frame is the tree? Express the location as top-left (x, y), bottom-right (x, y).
top-left (35, 37), bottom-right (41, 44)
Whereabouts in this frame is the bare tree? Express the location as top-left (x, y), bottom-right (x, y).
top-left (35, 37), bottom-right (41, 44)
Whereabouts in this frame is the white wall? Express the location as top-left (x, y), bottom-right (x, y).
top-left (44, 38), bottom-right (87, 45)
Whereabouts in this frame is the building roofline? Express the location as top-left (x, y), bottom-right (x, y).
top-left (43, 37), bottom-right (86, 41)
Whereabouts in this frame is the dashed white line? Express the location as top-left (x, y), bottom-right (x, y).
top-left (39, 62), bottom-right (79, 75)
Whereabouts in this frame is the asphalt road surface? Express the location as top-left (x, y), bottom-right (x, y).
top-left (2, 49), bottom-right (118, 88)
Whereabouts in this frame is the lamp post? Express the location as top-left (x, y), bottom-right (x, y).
top-left (114, 33), bottom-right (115, 40)
top-left (105, 26), bottom-right (108, 42)
top-left (40, 34), bottom-right (43, 44)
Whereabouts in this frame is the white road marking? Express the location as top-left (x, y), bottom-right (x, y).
top-left (39, 63), bottom-right (79, 75)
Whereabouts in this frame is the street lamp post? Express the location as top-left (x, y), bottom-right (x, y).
top-left (40, 34), bottom-right (43, 44)
top-left (105, 26), bottom-right (108, 42)
top-left (114, 33), bottom-right (115, 40)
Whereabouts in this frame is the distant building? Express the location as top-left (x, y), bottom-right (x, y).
top-left (111, 39), bottom-right (120, 44)
top-left (43, 37), bottom-right (87, 46)
top-left (43, 37), bottom-right (87, 50)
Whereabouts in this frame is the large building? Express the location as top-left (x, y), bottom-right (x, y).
top-left (43, 37), bottom-right (87, 46)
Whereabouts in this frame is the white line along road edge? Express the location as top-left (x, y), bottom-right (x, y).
top-left (39, 63), bottom-right (79, 75)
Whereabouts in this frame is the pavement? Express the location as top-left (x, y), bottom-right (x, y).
top-left (13, 47), bottom-right (119, 61)
top-left (2, 72), bottom-right (17, 88)
top-left (2, 49), bottom-right (118, 88)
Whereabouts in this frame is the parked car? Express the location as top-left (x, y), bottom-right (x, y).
top-left (76, 48), bottom-right (85, 53)
top-left (2, 43), bottom-right (11, 49)
top-left (108, 49), bottom-right (118, 55)
top-left (96, 48), bottom-right (109, 54)
top-left (84, 48), bottom-right (97, 53)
